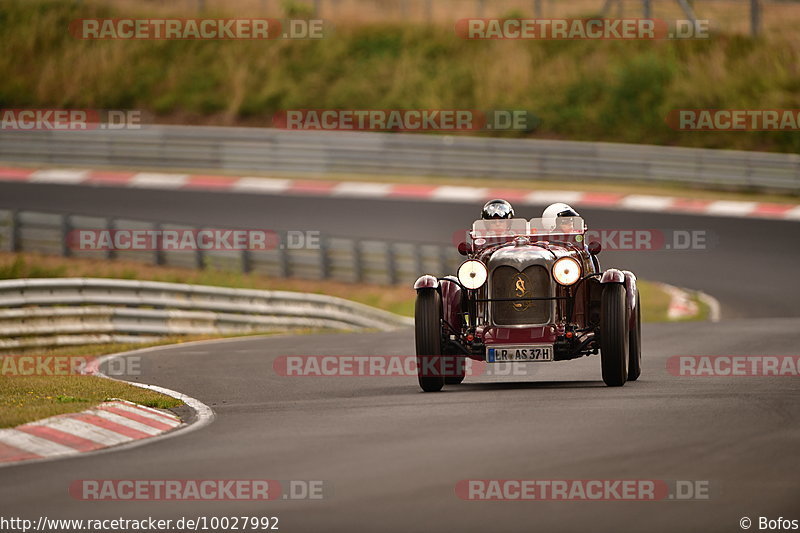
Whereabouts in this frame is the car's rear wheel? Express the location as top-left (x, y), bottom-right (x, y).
top-left (600, 283), bottom-right (629, 387)
top-left (628, 291), bottom-right (642, 381)
top-left (444, 356), bottom-right (466, 385)
top-left (415, 288), bottom-right (444, 392)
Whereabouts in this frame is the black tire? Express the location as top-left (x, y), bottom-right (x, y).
top-left (600, 283), bottom-right (629, 387)
top-left (628, 291), bottom-right (642, 381)
top-left (415, 289), bottom-right (444, 392)
top-left (444, 356), bottom-right (466, 385)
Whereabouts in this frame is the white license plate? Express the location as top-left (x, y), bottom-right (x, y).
top-left (487, 345), bottom-right (553, 362)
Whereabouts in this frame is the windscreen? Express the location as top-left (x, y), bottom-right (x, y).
top-left (529, 216), bottom-right (586, 236)
top-left (471, 218), bottom-right (529, 238)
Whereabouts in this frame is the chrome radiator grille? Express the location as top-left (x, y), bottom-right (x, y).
top-left (490, 265), bottom-right (550, 325)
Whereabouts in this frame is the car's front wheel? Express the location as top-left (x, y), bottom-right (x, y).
top-left (627, 291), bottom-right (642, 381)
top-left (415, 288), bottom-right (444, 392)
top-left (600, 283), bottom-right (629, 387)
top-left (444, 356), bottom-right (466, 385)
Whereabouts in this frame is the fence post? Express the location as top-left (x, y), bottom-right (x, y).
top-left (386, 242), bottom-right (398, 285)
top-left (533, 0), bottom-right (542, 18)
top-left (750, 0), bottom-right (761, 36)
top-left (108, 218), bottom-right (117, 261)
top-left (195, 225), bottom-right (204, 269)
top-left (61, 214), bottom-right (71, 257)
top-left (154, 222), bottom-right (164, 266)
top-left (643, 0), bottom-right (652, 19)
top-left (242, 248), bottom-right (252, 273)
top-left (413, 243), bottom-right (423, 280)
top-left (319, 234), bottom-right (331, 279)
top-left (353, 239), bottom-right (364, 282)
top-left (278, 231), bottom-right (290, 277)
top-left (10, 210), bottom-right (20, 252)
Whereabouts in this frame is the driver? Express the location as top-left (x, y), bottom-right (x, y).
top-left (480, 199), bottom-right (515, 236)
top-left (542, 202), bottom-right (580, 234)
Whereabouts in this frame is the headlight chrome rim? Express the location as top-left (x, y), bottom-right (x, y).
top-left (457, 260), bottom-right (488, 290)
top-left (552, 257), bottom-right (582, 286)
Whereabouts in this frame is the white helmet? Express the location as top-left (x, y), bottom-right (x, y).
top-left (542, 203), bottom-right (580, 231)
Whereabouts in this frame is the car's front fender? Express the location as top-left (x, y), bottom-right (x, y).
top-left (413, 274), bottom-right (439, 290)
top-left (600, 268), bottom-right (637, 320)
top-left (600, 268), bottom-right (625, 284)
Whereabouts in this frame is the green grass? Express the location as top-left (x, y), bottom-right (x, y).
top-left (1, 0), bottom-right (799, 153)
top-left (0, 347), bottom-right (184, 428)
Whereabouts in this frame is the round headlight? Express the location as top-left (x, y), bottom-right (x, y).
top-left (552, 257), bottom-right (581, 286)
top-left (458, 260), bottom-right (488, 290)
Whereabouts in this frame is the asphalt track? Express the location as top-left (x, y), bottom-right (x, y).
top-left (1, 180), bottom-right (799, 533)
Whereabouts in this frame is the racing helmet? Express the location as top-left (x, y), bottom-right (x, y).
top-left (542, 202), bottom-right (580, 231)
top-left (481, 199), bottom-right (515, 220)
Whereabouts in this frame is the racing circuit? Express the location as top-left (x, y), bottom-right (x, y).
top-left (0, 175), bottom-right (798, 532)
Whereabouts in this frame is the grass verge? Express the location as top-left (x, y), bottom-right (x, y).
top-left (0, 343), bottom-right (186, 428)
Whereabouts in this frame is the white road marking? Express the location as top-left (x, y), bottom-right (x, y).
top-left (232, 177), bottom-right (292, 193)
top-left (783, 206), bottom-right (800, 220)
top-left (705, 201), bottom-right (758, 216)
top-left (332, 182), bottom-right (392, 197)
top-left (30, 169), bottom-right (89, 184)
top-left (130, 173), bottom-right (189, 188)
top-left (620, 195), bottom-right (675, 211)
top-left (431, 186), bottom-right (489, 202)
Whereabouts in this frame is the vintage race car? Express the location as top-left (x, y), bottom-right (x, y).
top-left (413, 215), bottom-right (641, 391)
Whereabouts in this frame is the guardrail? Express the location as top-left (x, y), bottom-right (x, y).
top-left (0, 209), bottom-right (463, 286)
top-left (1, 125), bottom-right (797, 192)
top-left (0, 278), bottom-right (413, 350)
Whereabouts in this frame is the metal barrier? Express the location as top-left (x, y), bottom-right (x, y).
top-left (0, 278), bottom-right (413, 350)
top-left (0, 125), bottom-right (797, 192)
top-left (0, 209), bottom-right (463, 286)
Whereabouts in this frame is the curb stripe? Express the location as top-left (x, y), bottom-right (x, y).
top-left (86, 171), bottom-right (136, 184)
top-left (100, 405), bottom-right (176, 430)
top-left (0, 167), bottom-right (34, 180)
top-left (0, 430), bottom-right (76, 456)
top-left (110, 400), bottom-right (181, 423)
top-left (72, 413), bottom-right (152, 439)
top-left (184, 175), bottom-right (235, 189)
top-left (39, 417), bottom-right (134, 446)
top-left (1, 166), bottom-right (798, 222)
top-left (89, 411), bottom-right (165, 436)
top-left (0, 441), bottom-right (39, 462)
top-left (17, 425), bottom-right (102, 452)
